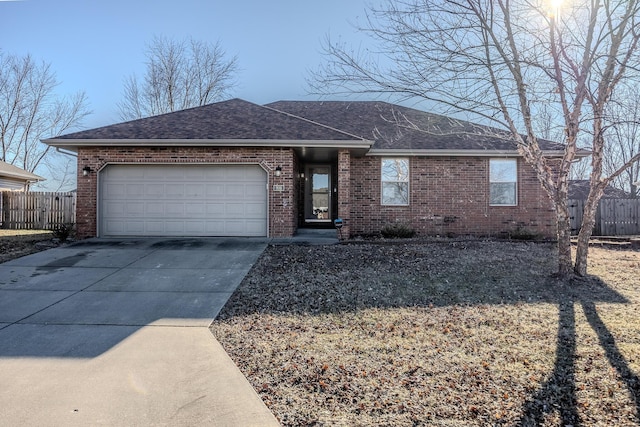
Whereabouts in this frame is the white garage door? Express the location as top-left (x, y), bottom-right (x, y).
top-left (99, 164), bottom-right (267, 237)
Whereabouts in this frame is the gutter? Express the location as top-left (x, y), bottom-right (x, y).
top-left (366, 149), bottom-right (572, 157)
top-left (42, 138), bottom-right (374, 151)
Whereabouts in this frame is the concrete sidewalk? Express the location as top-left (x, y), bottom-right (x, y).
top-left (0, 238), bottom-right (280, 427)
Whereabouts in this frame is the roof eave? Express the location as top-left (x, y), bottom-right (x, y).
top-left (367, 149), bottom-right (568, 157)
top-left (42, 138), bottom-right (373, 150)
top-left (1, 172), bottom-right (45, 182)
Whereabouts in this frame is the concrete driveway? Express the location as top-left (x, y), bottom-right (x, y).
top-left (0, 238), bottom-right (279, 427)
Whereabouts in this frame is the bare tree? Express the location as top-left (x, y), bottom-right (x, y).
top-left (603, 84), bottom-right (640, 197)
top-left (0, 52), bottom-right (89, 175)
top-left (310, 0), bottom-right (640, 277)
top-left (118, 36), bottom-right (238, 120)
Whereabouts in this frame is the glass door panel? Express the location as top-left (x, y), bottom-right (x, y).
top-left (305, 166), bottom-right (331, 222)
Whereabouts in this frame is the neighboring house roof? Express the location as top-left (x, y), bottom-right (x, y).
top-left (569, 180), bottom-right (630, 199)
top-left (0, 161), bottom-right (44, 183)
top-left (44, 98), bottom-right (566, 156)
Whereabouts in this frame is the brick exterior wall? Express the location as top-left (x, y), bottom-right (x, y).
top-left (75, 146), bottom-right (555, 240)
top-left (337, 149), bottom-right (351, 238)
top-left (347, 156), bottom-right (556, 239)
top-left (76, 146), bottom-right (296, 239)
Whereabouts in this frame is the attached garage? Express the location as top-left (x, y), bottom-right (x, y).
top-left (99, 164), bottom-right (267, 237)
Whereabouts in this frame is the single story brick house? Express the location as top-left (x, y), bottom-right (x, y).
top-left (43, 98), bottom-right (561, 239)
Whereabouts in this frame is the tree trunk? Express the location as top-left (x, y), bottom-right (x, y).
top-left (574, 193), bottom-right (600, 276)
top-left (556, 201), bottom-right (574, 277)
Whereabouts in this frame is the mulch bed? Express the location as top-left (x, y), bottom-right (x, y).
top-left (0, 232), bottom-right (59, 264)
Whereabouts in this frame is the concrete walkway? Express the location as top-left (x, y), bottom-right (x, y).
top-left (0, 238), bottom-right (280, 427)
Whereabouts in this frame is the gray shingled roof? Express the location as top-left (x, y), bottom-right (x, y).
top-left (569, 180), bottom-right (630, 199)
top-left (45, 98), bottom-right (565, 153)
top-left (50, 99), bottom-right (364, 142)
top-left (267, 100), bottom-right (564, 152)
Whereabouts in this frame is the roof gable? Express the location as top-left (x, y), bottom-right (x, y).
top-left (48, 99), bottom-right (364, 142)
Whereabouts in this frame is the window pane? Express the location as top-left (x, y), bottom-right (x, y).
top-left (382, 158), bottom-right (409, 205)
top-left (490, 159), bottom-right (517, 182)
top-left (382, 159), bottom-right (409, 181)
top-left (490, 182), bottom-right (516, 205)
top-left (312, 168), bottom-right (329, 191)
top-left (382, 182), bottom-right (409, 205)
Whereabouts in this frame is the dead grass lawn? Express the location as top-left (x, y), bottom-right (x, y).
top-left (211, 240), bottom-right (640, 426)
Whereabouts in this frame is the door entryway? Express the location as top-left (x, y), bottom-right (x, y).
top-left (304, 165), bottom-right (332, 224)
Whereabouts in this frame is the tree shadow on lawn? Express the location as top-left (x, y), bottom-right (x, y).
top-left (519, 297), bottom-right (640, 426)
top-left (217, 241), bottom-right (639, 425)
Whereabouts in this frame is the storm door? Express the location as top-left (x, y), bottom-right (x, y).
top-left (304, 166), bottom-right (332, 223)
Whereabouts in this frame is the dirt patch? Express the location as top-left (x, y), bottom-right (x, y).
top-left (0, 231), bottom-right (59, 264)
top-left (211, 240), bottom-right (640, 426)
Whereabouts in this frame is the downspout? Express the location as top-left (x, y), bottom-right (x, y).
top-left (56, 147), bottom-right (78, 157)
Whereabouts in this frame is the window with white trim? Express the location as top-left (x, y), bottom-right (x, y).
top-left (490, 159), bottom-right (517, 206)
top-left (381, 158), bottom-right (409, 205)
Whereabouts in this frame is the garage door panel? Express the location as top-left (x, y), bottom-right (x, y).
top-left (127, 203), bottom-right (145, 215)
top-left (103, 221), bottom-right (125, 234)
top-left (164, 221), bottom-right (187, 233)
top-left (245, 220), bottom-right (268, 234)
top-left (245, 202), bottom-right (267, 216)
top-left (185, 203), bottom-right (205, 215)
top-left (165, 184), bottom-right (185, 197)
top-left (225, 203), bottom-right (245, 216)
top-left (145, 184), bottom-right (164, 197)
top-left (146, 202), bottom-right (165, 215)
top-left (206, 184), bottom-right (225, 197)
top-left (125, 184), bottom-right (145, 197)
top-left (205, 222), bottom-right (225, 234)
top-left (206, 203), bottom-right (225, 215)
top-left (144, 221), bottom-right (165, 233)
top-left (186, 184), bottom-right (205, 197)
top-left (104, 202), bottom-right (126, 215)
top-left (225, 184), bottom-right (246, 198)
top-left (185, 168), bottom-right (206, 179)
top-left (104, 183), bottom-right (126, 197)
top-left (100, 165), bottom-right (267, 237)
top-left (225, 168), bottom-right (248, 180)
top-left (205, 168), bottom-right (226, 179)
top-left (245, 183), bottom-right (265, 197)
top-left (224, 221), bottom-right (246, 234)
top-left (243, 167), bottom-right (267, 180)
top-left (184, 221), bottom-right (206, 233)
top-left (165, 203), bottom-right (185, 215)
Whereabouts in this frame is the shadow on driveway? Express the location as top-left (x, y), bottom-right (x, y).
top-left (0, 237), bottom-right (267, 358)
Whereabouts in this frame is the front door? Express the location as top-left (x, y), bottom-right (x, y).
top-left (304, 166), bottom-right (331, 223)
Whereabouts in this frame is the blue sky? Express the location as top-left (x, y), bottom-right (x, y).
top-left (1, 0), bottom-right (373, 129)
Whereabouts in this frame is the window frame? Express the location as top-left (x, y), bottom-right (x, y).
top-left (381, 157), bottom-right (410, 206)
top-left (489, 158), bottom-right (518, 206)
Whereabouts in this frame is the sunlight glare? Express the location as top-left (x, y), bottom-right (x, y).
top-left (547, 0), bottom-right (564, 18)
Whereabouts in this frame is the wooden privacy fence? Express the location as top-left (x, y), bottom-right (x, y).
top-left (0, 191), bottom-right (76, 230)
top-left (569, 198), bottom-right (640, 236)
